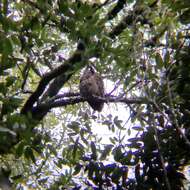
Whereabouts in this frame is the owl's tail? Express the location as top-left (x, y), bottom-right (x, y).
top-left (88, 100), bottom-right (104, 112)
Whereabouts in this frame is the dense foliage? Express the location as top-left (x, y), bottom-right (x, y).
top-left (0, 0), bottom-right (190, 189)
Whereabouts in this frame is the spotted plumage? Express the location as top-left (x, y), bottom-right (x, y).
top-left (79, 66), bottom-right (104, 111)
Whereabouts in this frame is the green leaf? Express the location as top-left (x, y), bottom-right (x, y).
top-left (180, 9), bottom-right (190, 24)
top-left (54, 159), bottom-right (63, 169)
top-left (109, 137), bottom-right (116, 144)
top-left (0, 127), bottom-right (16, 136)
top-left (1, 97), bottom-right (23, 115)
top-left (67, 121), bottom-right (80, 132)
top-left (127, 128), bottom-right (131, 136)
top-left (100, 144), bottom-right (113, 160)
top-left (0, 82), bottom-right (7, 94)
top-left (72, 137), bottom-right (79, 160)
top-left (11, 35), bottom-right (21, 46)
top-left (24, 146), bottom-right (36, 164)
top-left (38, 177), bottom-right (49, 185)
top-left (132, 126), bottom-right (143, 131)
top-left (127, 142), bottom-right (142, 149)
top-left (0, 36), bottom-right (13, 55)
top-left (103, 120), bottom-right (112, 126)
top-left (164, 51), bottom-right (170, 65)
top-left (73, 163), bottom-right (82, 175)
top-left (48, 144), bottom-right (57, 156)
top-left (58, 1), bottom-right (70, 15)
top-left (6, 76), bottom-right (17, 87)
top-left (121, 151), bottom-right (132, 165)
top-left (3, 38), bottom-right (13, 55)
top-left (113, 146), bottom-right (123, 162)
top-left (113, 116), bottom-right (123, 129)
top-left (15, 141), bottom-right (25, 157)
top-left (0, 55), bottom-right (16, 71)
top-left (90, 141), bottom-right (97, 160)
top-left (155, 53), bottom-right (163, 69)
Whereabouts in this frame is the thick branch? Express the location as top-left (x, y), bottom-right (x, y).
top-left (107, 0), bottom-right (127, 20)
top-left (21, 47), bottom-right (85, 115)
top-left (31, 94), bottom-right (151, 120)
top-left (109, 12), bottom-right (133, 38)
top-left (109, 0), bottom-right (158, 38)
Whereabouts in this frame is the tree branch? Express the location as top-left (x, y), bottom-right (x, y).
top-left (21, 44), bottom-right (85, 115)
top-left (109, 0), bottom-right (158, 38)
top-left (107, 0), bottom-right (127, 20)
top-left (31, 94), bottom-right (151, 120)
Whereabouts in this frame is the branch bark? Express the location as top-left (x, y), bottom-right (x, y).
top-left (109, 0), bottom-right (158, 38)
top-left (21, 45), bottom-right (85, 115)
top-left (31, 94), bottom-right (151, 120)
top-left (107, 0), bottom-right (127, 20)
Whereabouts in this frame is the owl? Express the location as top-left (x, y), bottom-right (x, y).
top-left (79, 65), bottom-right (104, 111)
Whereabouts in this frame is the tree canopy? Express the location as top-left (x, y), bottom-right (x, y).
top-left (0, 0), bottom-right (190, 189)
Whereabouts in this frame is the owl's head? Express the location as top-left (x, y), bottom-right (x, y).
top-left (81, 65), bottom-right (96, 79)
top-left (86, 64), bottom-right (96, 74)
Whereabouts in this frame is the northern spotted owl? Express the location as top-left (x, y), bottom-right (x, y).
top-left (79, 66), bottom-right (104, 111)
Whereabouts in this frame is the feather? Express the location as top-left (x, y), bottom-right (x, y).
top-left (79, 66), bottom-right (104, 111)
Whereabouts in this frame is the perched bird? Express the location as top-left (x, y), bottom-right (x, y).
top-left (79, 65), bottom-right (104, 111)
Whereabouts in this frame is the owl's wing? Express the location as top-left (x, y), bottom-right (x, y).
top-left (94, 74), bottom-right (104, 97)
top-left (79, 69), bottom-right (104, 112)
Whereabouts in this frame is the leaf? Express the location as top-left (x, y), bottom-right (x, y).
top-left (72, 137), bottom-right (79, 159)
top-left (0, 127), bottom-right (16, 136)
top-left (11, 35), bottom-right (21, 46)
top-left (0, 82), bottom-right (7, 94)
top-left (1, 97), bottom-right (23, 115)
top-left (113, 146), bottom-right (123, 162)
top-left (110, 124), bottom-right (114, 132)
top-left (111, 167), bottom-right (122, 183)
top-left (58, 1), bottom-right (70, 15)
top-left (121, 151), bottom-right (133, 165)
top-left (127, 128), bottom-right (131, 136)
top-left (109, 137), bottom-right (116, 144)
top-left (127, 137), bottom-right (141, 143)
top-left (73, 163), bottom-right (82, 175)
top-left (6, 76), bottom-right (17, 87)
top-left (90, 141), bottom-right (97, 160)
top-left (3, 0), bottom-right (8, 15)
top-left (102, 120), bottom-right (112, 126)
top-left (38, 177), bottom-right (49, 185)
top-left (113, 116), bottom-right (123, 129)
top-left (24, 146), bottom-right (36, 164)
top-left (179, 9), bottom-right (190, 24)
top-left (104, 163), bottom-right (117, 174)
top-left (155, 53), bottom-right (163, 69)
top-left (67, 121), bottom-right (80, 133)
top-left (11, 174), bottom-right (23, 182)
top-left (127, 142), bottom-right (142, 149)
top-left (3, 37), bottom-right (13, 55)
top-left (100, 144), bottom-right (113, 160)
top-left (164, 51), bottom-right (170, 65)
top-left (47, 144), bottom-right (57, 156)
top-left (0, 55), bottom-right (16, 71)
top-left (54, 159), bottom-right (63, 169)
top-left (132, 126), bottom-right (143, 131)
top-left (15, 141), bottom-right (25, 157)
